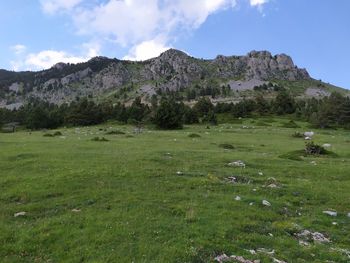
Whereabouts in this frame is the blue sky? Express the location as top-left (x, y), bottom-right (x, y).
top-left (1, 0), bottom-right (349, 89)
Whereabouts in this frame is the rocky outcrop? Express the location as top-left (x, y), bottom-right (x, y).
top-left (0, 49), bottom-right (311, 107)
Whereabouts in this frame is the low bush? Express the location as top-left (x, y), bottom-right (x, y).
top-left (219, 143), bottom-right (235, 149)
top-left (91, 137), bottom-right (109, 142)
top-left (188, 133), bottom-right (201, 138)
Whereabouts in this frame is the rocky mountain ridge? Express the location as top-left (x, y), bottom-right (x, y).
top-left (0, 49), bottom-right (341, 109)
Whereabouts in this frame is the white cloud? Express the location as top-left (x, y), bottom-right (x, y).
top-left (249, 0), bottom-right (269, 7)
top-left (123, 39), bottom-right (171, 61)
top-left (11, 44), bottom-right (27, 55)
top-left (10, 41), bottom-right (100, 71)
top-left (40, 0), bottom-right (83, 14)
top-left (73, 0), bottom-right (237, 46)
top-left (41, 0), bottom-right (237, 58)
top-left (25, 50), bottom-right (88, 69)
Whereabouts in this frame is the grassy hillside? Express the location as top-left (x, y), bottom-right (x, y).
top-left (1, 119), bottom-right (350, 262)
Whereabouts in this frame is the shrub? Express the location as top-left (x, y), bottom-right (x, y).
top-left (91, 137), bottom-right (109, 142)
top-left (53, 131), bottom-right (62, 136)
top-left (219, 143), bottom-right (235, 149)
top-left (43, 133), bottom-right (54, 137)
top-left (188, 133), bottom-right (201, 138)
top-left (305, 141), bottom-right (326, 155)
top-left (292, 131), bottom-right (304, 138)
top-left (105, 130), bottom-right (125, 135)
top-left (282, 120), bottom-right (300, 128)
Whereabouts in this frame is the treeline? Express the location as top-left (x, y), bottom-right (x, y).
top-left (1, 90), bottom-right (350, 130)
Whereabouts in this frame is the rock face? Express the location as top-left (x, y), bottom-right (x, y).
top-left (0, 49), bottom-right (310, 107)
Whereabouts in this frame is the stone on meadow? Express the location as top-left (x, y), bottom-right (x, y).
top-left (14, 211), bottom-right (26, 217)
top-left (262, 200), bottom-right (271, 206)
top-left (235, 196), bottom-right (241, 201)
top-left (228, 160), bottom-right (246, 168)
top-left (323, 210), bottom-right (337, 217)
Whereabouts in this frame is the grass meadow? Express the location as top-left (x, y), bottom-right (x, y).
top-left (1, 117), bottom-right (350, 262)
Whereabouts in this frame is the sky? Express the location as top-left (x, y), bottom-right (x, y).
top-left (0, 0), bottom-right (349, 89)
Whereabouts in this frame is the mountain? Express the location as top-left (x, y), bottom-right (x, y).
top-left (0, 49), bottom-right (348, 109)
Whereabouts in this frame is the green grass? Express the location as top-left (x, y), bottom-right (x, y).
top-left (0, 118), bottom-right (350, 262)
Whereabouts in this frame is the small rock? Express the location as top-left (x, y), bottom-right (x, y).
top-left (299, 240), bottom-right (309, 246)
top-left (228, 160), bottom-right (246, 168)
top-left (71, 208), bottom-right (81, 213)
top-left (249, 202), bottom-right (254, 206)
top-left (235, 196), bottom-right (241, 201)
top-left (268, 233), bottom-right (274, 237)
top-left (332, 222), bottom-right (338, 225)
top-left (304, 136), bottom-right (312, 140)
top-left (267, 184), bottom-right (278, 188)
top-left (323, 210), bottom-right (337, 217)
top-left (227, 176), bottom-right (237, 184)
top-left (322, 143), bottom-right (331, 148)
top-left (252, 188), bottom-right (257, 192)
top-left (14, 211), bottom-right (26, 217)
top-left (310, 161), bottom-right (317, 165)
top-left (214, 254), bottom-right (229, 262)
top-left (273, 258), bottom-right (287, 263)
top-left (258, 172), bottom-right (263, 176)
top-left (262, 200), bottom-right (271, 206)
top-left (176, 171), bottom-right (183, 175)
top-left (347, 212), bottom-right (350, 218)
top-left (257, 248), bottom-right (275, 255)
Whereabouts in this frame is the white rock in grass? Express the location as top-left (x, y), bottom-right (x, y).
top-left (258, 172), bottom-right (263, 176)
top-left (214, 254), bottom-right (229, 262)
top-left (262, 200), bottom-right (271, 206)
top-left (347, 212), bottom-right (350, 218)
top-left (14, 211), bottom-right (26, 217)
top-left (273, 258), bottom-right (287, 263)
top-left (235, 196), bottom-right (241, 201)
top-left (323, 210), bottom-right (337, 217)
top-left (228, 160), bottom-right (246, 168)
top-left (304, 131), bottom-right (315, 137)
top-left (322, 143), bottom-right (331, 148)
top-left (176, 171), bottom-right (183, 175)
top-left (249, 202), bottom-right (254, 206)
top-left (72, 208), bottom-right (81, 213)
top-left (332, 222), bottom-right (338, 225)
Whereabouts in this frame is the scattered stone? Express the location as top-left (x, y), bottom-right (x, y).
top-left (268, 233), bottom-right (274, 237)
top-left (249, 202), bottom-right (254, 206)
top-left (214, 254), bottom-right (260, 263)
top-left (252, 188), bottom-right (257, 192)
top-left (227, 176), bottom-right (237, 184)
top-left (273, 258), bottom-right (287, 263)
top-left (310, 161), bottom-right (317, 166)
top-left (176, 171), bottom-right (183, 175)
top-left (14, 211), bottom-right (26, 217)
top-left (257, 248), bottom-right (275, 255)
top-left (235, 196), bottom-right (241, 201)
top-left (304, 131), bottom-right (315, 137)
top-left (246, 249), bottom-right (257, 255)
top-left (299, 240), bottom-right (309, 246)
top-left (262, 200), bottom-right (271, 206)
top-left (258, 172), bottom-right (263, 176)
top-left (322, 143), bottom-right (332, 148)
top-left (71, 208), bottom-right (81, 213)
top-left (267, 184), bottom-right (278, 188)
top-left (323, 210), bottom-right (337, 217)
top-left (215, 254), bottom-right (230, 262)
top-left (347, 212), bottom-right (350, 218)
top-left (304, 136), bottom-right (312, 140)
top-left (296, 230), bottom-right (330, 243)
top-left (332, 222), bottom-right (338, 225)
top-left (228, 160), bottom-right (246, 168)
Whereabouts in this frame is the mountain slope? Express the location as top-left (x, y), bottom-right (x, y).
top-left (0, 49), bottom-right (348, 109)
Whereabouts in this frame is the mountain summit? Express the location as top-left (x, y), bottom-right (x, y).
top-left (0, 49), bottom-right (345, 109)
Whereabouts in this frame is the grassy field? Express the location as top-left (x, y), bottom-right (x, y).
top-left (1, 118), bottom-right (350, 262)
